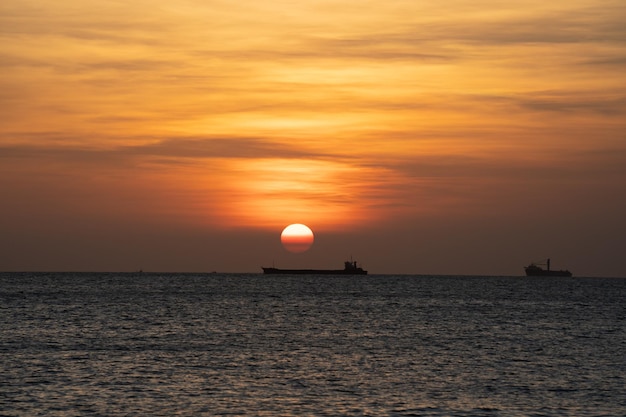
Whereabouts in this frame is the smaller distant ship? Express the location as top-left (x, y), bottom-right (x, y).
top-left (524, 258), bottom-right (572, 277)
top-left (262, 260), bottom-right (368, 275)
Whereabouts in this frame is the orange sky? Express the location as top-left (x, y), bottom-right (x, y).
top-left (1, 0), bottom-right (625, 275)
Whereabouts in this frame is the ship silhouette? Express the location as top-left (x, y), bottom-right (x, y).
top-left (524, 258), bottom-right (572, 277)
top-left (262, 260), bottom-right (367, 275)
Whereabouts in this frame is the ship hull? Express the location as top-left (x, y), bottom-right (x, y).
top-left (262, 267), bottom-right (367, 275)
top-left (524, 266), bottom-right (572, 277)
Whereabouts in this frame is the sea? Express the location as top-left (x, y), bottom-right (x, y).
top-left (1, 273), bottom-right (624, 417)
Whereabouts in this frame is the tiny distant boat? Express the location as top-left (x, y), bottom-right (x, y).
top-left (524, 258), bottom-right (572, 277)
top-left (262, 260), bottom-right (368, 275)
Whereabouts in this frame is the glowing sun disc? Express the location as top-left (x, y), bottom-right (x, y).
top-left (281, 224), bottom-right (314, 253)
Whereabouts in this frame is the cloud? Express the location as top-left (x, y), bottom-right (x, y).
top-left (0, 136), bottom-right (334, 165)
top-left (515, 94), bottom-right (626, 115)
top-left (454, 91), bottom-right (626, 116)
top-left (128, 138), bottom-right (333, 160)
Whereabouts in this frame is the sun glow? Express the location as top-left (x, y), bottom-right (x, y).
top-left (212, 158), bottom-right (376, 229)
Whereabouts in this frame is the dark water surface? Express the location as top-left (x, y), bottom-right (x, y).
top-left (1, 273), bottom-right (624, 416)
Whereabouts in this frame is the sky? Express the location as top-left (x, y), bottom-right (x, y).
top-left (1, 0), bottom-right (625, 276)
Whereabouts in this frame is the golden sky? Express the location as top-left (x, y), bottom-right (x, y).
top-left (1, 0), bottom-right (625, 274)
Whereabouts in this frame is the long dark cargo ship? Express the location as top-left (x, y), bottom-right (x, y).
top-left (524, 258), bottom-right (572, 277)
top-left (262, 260), bottom-right (367, 275)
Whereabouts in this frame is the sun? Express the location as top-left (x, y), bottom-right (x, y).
top-left (281, 224), bottom-right (314, 253)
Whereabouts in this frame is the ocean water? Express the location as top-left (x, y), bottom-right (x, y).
top-left (1, 273), bottom-right (624, 416)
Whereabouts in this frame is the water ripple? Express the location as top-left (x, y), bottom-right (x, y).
top-left (1, 273), bottom-right (624, 416)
